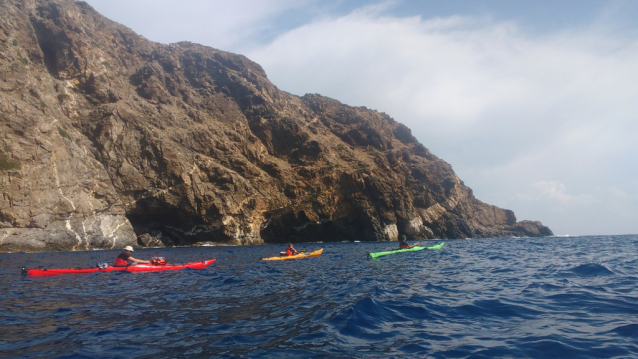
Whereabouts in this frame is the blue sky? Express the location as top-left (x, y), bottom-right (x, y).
top-left (84, 0), bottom-right (638, 235)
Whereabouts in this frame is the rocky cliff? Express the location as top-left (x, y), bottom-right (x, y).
top-left (0, 0), bottom-right (552, 251)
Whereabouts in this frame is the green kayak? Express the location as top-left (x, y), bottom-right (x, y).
top-left (368, 242), bottom-right (445, 259)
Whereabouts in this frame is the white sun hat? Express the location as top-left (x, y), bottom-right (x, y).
top-left (124, 246), bottom-right (134, 251)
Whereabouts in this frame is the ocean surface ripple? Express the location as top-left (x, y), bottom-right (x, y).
top-left (1, 235), bottom-right (637, 358)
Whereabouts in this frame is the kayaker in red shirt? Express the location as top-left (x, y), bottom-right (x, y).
top-left (285, 243), bottom-right (298, 256)
top-left (399, 235), bottom-right (419, 249)
top-left (114, 246), bottom-right (151, 266)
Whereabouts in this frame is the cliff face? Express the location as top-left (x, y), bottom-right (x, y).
top-left (0, 0), bottom-right (552, 251)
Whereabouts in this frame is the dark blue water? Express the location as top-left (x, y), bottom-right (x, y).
top-left (1, 235), bottom-right (637, 358)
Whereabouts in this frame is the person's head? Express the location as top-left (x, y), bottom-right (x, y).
top-left (124, 245), bottom-right (134, 253)
top-left (401, 235), bottom-right (407, 241)
top-left (287, 243), bottom-right (293, 248)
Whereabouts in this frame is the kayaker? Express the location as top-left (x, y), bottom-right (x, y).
top-left (284, 243), bottom-right (298, 256)
top-left (399, 235), bottom-right (418, 249)
top-left (114, 246), bottom-right (151, 266)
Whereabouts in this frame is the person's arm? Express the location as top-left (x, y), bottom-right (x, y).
top-left (129, 256), bottom-right (150, 264)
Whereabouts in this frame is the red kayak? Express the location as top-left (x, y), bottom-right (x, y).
top-left (23, 259), bottom-right (216, 276)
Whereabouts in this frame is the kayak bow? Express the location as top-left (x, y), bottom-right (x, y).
top-left (368, 242), bottom-right (444, 259)
top-left (23, 259), bottom-right (216, 276)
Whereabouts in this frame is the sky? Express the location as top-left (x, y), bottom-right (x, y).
top-left (83, 0), bottom-right (638, 236)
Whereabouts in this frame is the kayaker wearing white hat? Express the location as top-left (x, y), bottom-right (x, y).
top-left (114, 245), bottom-right (151, 266)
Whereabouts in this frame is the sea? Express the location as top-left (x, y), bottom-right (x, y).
top-left (1, 235), bottom-right (637, 358)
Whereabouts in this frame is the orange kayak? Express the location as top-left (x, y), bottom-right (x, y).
top-left (262, 249), bottom-right (323, 261)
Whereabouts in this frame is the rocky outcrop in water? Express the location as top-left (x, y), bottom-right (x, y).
top-left (0, 0), bottom-right (552, 251)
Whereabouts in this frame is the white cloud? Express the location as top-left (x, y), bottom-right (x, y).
top-left (248, 9), bottom-right (638, 156)
top-left (246, 8), bottom-right (638, 235)
top-left (529, 181), bottom-right (595, 204)
top-left (85, 0), bottom-right (314, 50)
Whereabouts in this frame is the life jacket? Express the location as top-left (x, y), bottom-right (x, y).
top-left (115, 252), bottom-right (130, 266)
top-left (400, 244), bottom-right (411, 249)
top-left (286, 249), bottom-right (294, 256)
top-left (152, 257), bottom-right (167, 265)
top-left (114, 257), bottom-right (128, 266)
